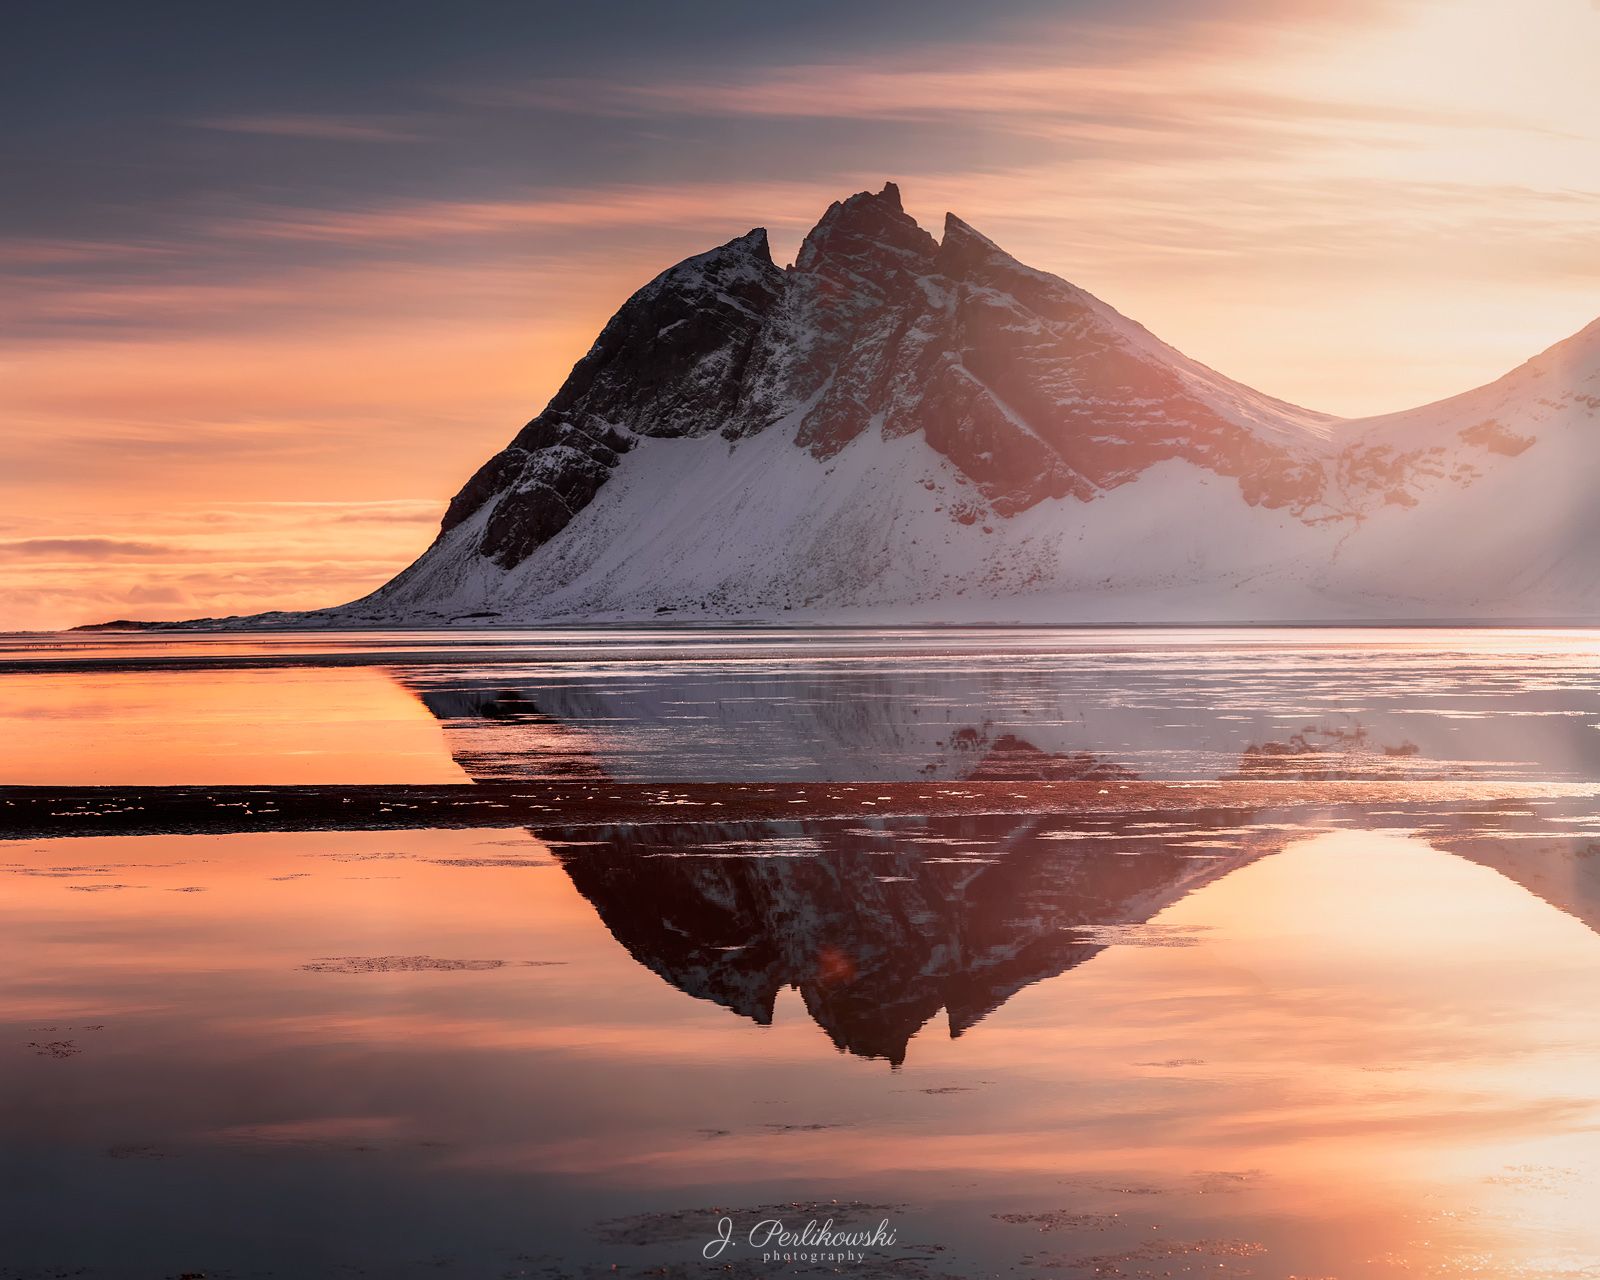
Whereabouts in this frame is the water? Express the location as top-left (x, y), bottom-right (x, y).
top-left (3, 628), bottom-right (1599, 1278)
top-left (6, 627), bottom-right (1600, 784)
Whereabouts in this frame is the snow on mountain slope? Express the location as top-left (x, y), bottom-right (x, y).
top-left (357, 416), bottom-right (1332, 623)
top-left (251, 183), bottom-right (1599, 627)
top-left (1319, 317), bottom-right (1600, 617)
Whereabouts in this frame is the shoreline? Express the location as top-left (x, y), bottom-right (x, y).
top-left (4, 778), bottom-right (1591, 840)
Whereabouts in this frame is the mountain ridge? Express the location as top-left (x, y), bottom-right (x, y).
top-left (156, 181), bottom-right (1600, 628)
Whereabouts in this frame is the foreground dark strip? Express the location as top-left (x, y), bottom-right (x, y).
top-left (2, 780), bottom-right (1594, 839)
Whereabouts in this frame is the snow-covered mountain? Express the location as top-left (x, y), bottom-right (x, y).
top-left (311, 182), bottom-right (1600, 625)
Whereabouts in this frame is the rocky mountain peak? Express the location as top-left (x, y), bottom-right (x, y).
top-left (793, 180), bottom-right (938, 285)
top-left (936, 212), bottom-right (1052, 297)
top-left (644, 225), bottom-right (780, 303)
top-left (430, 224), bottom-right (785, 568)
top-left (728, 224), bottom-right (774, 258)
top-left (937, 211), bottom-right (1005, 265)
top-left (329, 183), bottom-right (1600, 628)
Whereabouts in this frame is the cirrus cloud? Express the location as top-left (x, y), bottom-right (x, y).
top-left (0, 538), bottom-right (177, 559)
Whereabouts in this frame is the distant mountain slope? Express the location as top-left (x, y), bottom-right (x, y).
top-left (231, 183), bottom-right (1600, 626)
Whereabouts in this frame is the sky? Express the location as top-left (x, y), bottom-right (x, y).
top-left (4, 0), bottom-right (1599, 630)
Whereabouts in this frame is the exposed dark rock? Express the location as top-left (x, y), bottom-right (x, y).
top-left (287, 180), bottom-right (1595, 628)
top-left (425, 184), bottom-right (1345, 572)
top-left (435, 228), bottom-right (784, 567)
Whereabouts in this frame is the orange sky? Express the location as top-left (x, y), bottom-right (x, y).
top-left (4, 0), bottom-right (1598, 629)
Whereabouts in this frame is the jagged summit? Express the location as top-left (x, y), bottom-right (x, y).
top-left (275, 182), bottom-right (1600, 627)
top-left (937, 211), bottom-right (1007, 264)
top-left (796, 180), bottom-right (936, 274)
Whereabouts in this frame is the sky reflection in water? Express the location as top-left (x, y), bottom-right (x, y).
top-left (4, 627), bottom-right (1600, 785)
top-left (2, 630), bottom-right (1599, 1277)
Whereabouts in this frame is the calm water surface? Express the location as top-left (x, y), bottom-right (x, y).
top-left (5, 627), bottom-right (1600, 784)
top-left (2, 628), bottom-right (1599, 1278)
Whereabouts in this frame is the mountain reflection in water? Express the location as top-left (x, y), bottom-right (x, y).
top-left (401, 634), bottom-right (1600, 785)
top-left (533, 798), bottom-right (1600, 1065)
top-left (6, 809), bottom-right (1600, 1278)
top-left (549, 811), bottom-right (1276, 1064)
top-left (6, 630), bottom-right (1600, 1277)
top-left (382, 646), bottom-right (1600, 1067)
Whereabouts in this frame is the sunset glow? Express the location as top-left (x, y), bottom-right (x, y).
top-left (10, 10), bottom-right (1600, 1267)
top-left (6, 0), bottom-right (1599, 627)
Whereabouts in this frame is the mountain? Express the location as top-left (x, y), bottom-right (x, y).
top-left (290, 182), bottom-right (1600, 625)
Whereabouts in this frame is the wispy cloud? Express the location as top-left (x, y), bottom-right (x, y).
top-left (5, 0), bottom-right (1599, 629)
top-left (0, 537), bottom-right (177, 559)
top-left (207, 180), bottom-right (832, 246)
top-left (123, 583), bottom-right (191, 605)
top-left (0, 238), bottom-right (179, 268)
top-left (331, 508), bottom-right (441, 524)
top-left (195, 113), bottom-right (428, 143)
top-left (481, 60), bottom-right (1542, 139)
